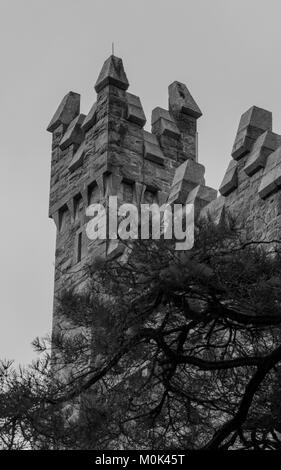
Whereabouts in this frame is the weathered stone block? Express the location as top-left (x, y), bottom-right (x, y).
top-left (69, 144), bottom-right (85, 172)
top-left (143, 131), bottom-right (165, 165)
top-left (244, 131), bottom-right (281, 176)
top-left (82, 102), bottom-right (97, 132)
top-left (168, 81), bottom-right (202, 119)
top-left (172, 159), bottom-right (205, 187)
top-left (258, 146), bottom-right (281, 198)
top-left (60, 114), bottom-right (85, 150)
top-left (219, 160), bottom-right (238, 196)
top-left (152, 107), bottom-right (180, 139)
top-left (238, 106), bottom-right (272, 131)
top-left (264, 146), bottom-right (281, 171)
top-left (95, 55), bottom-right (129, 93)
top-left (231, 106), bottom-right (272, 160)
top-left (258, 167), bottom-right (281, 198)
top-left (126, 93), bottom-right (146, 127)
top-left (168, 160), bottom-right (205, 204)
top-left (47, 91), bottom-right (80, 133)
top-left (151, 107), bottom-right (171, 124)
top-left (231, 128), bottom-right (257, 160)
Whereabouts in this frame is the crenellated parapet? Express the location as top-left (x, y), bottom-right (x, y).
top-left (48, 55), bottom-right (281, 285)
top-left (47, 54), bottom-right (208, 298)
top-left (201, 104), bottom-right (281, 241)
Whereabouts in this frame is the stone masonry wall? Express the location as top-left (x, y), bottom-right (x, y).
top-left (47, 55), bottom-right (215, 337)
top-left (47, 55), bottom-right (281, 377)
top-left (200, 106), bottom-right (281, 243)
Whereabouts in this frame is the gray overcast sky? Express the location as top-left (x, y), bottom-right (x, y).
top-left (1, 0), bottom-right (281, 364)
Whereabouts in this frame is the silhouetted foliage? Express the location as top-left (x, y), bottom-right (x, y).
top-left (1, 220), bottom-right (281, 449)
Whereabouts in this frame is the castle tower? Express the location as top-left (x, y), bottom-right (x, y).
top-left (47, 55), bottom-right (217, 340)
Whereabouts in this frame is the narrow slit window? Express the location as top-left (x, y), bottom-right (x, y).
top-left (77, 232), bottom-right (82, 263)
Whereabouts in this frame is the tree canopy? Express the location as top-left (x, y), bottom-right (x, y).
top-left (1, 220), bottom-right (281, 450)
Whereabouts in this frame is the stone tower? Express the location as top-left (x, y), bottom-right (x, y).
top-left (47, 54), bottom-right (281, 364)
top-left (47, 55), bottom-right (217, 335)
